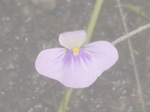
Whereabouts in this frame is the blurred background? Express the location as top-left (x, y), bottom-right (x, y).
top-left (0, 0), bottom-right (150, 112)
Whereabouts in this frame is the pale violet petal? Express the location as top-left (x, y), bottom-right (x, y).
top-left (58, 49), bottom-right (103, 88)
top-left (35, 48), bottom-right (101, 88)
top-left (59, 30), bottom-right (86, 49)
top-left (35, 48), bottom-right (66, 80)
top-left (83, 41), bottom-right (118, 76)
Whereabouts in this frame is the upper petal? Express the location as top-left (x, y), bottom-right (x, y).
top-left (35, 48), bottom-right (67, 80)
top-left (59, 30), bottom-right (86, 49)
top-left (83, 41), bottom-right (118, 76)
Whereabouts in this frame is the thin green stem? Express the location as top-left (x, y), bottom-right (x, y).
top-left (58, 88), bottom-right (73, 112)
top-left (84, 0), bottom-right (104, 44)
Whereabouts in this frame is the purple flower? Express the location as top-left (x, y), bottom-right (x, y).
top-left (35, 30), bottom-right (118, 88)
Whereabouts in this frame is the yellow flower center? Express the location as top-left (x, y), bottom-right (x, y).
top-left (72, 48), bottom-right (79, 55)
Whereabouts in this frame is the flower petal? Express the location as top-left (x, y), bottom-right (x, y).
top-left (36, 48), bottom-right (100, 88)
top-left (58, 49), bottom-right (103, 88)
top-left (35, 48), bottom-right (67, 80)
top-left (59, 30), bottom-right (86, 49)
top-left (83, 41), bottom-right (118, 76)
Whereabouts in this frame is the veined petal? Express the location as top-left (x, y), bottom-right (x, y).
top-left (59, 49), bottom-right (102, 88)
top-left (83, 41), bottom-right (118, 76)
top-left (59, 30), bottom-right (86, 49)
top-left (35, 48), bottom-right (101, 88)
top-left (35, 48), bottom-right (66, 80)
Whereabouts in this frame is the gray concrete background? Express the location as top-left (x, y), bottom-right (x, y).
top-left (0, 0), bottom-right (150, 112)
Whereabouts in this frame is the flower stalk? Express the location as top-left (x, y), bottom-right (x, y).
top-left (58, 88), bottom-right (73, 112)
top-left (85, 0), bottom-right (104, 45)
